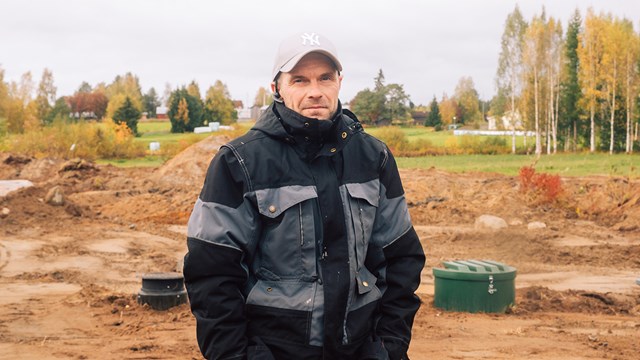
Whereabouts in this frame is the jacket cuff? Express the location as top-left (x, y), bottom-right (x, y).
top-left (381, 336), bottom-right (409, 360)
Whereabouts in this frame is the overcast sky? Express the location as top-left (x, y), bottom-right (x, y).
top-left (1, 0), bottom-right (639, 107)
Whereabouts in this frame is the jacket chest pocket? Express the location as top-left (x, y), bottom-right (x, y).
top-left (344, 181), bottom-right (380, 270)
top-left (255, 185), bottom-right (318, 278)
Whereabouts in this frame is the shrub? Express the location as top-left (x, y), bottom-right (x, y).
top-left (375, 126), bottom-right (408, 153)
top-left (112, 96), bottom-right (141, 136)
top-left (518, 165), bottom-right (563, 204)
top-left (1, 119), bottom-right (145, 159)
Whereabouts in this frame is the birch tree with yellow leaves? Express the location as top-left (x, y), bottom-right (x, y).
top-left (577, 9), bottom-right (606, 153)
top-left (618, 20), bottom-right (639, 153)
top-left (522, 11), bottom-right (549, 155)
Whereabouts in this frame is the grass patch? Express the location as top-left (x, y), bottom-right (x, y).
top-left (136, 121), bottom-right (210, 147)
top-left (396, 153), bottom-right (639, 178)
top-left (138, 120), bottom-right (171, 133)
top-left (366, 126), bottom-right (450, 147)
top-left (365, 126), bottom-right (533, 148)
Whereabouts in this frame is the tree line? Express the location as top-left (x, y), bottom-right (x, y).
top-left (493, 6), bottom-right (640, 154)
top-left (2, 5), bottom-right (638, 154)
top-left (0, 69), bottom-right (238, 136)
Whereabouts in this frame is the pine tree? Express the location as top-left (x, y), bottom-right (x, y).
top-left (167, 87), bottom-right (204, 133)
top-left (113, 96), bottom-right (141, 136)
top-left (559, 9), bottom-right (583, 151)
top-left (425, 96), bottom-right (442, 127)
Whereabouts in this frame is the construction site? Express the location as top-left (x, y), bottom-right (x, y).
top-left (1, 136), bottom-right (639, 359)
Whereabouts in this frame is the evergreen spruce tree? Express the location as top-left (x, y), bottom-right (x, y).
top-left (559, 9), bottom-right (583, 150)
top-left (113, 96), bottom-right (141, 136)
top-left (167, 88), bottom-right (204, 133)
top-left (425, 96), bottom-right (442, 128)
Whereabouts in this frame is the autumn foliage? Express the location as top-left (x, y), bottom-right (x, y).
top-left (66, 91), bottom-right (109, 119)
top-left (518, 166), bottom-right (563, 203)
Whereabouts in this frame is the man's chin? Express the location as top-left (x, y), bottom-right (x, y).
top-left (302, 110), bottom-right (331, 120)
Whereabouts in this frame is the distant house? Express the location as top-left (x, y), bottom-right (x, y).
top-left (251, 105), bottom-right (269, 121)
top-left (486, 110), bottom-right (522, 130)
top-left (156, 106), bottom-right (168, 120)
top-left (233, 100), bottom-right (253, 122)
top-left (237, 108), bottom-right (253, 122)
top-left (233, 100), bottom-right (244, 109)
top-left (411, 111), bottom-right (427, 125)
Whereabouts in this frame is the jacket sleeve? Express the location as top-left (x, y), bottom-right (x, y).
top-left (183, 148), bottom-right (259, 360)
top-left (374, 148), bottom-right (425, 360)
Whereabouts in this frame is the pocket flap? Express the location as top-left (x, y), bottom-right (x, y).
top-left (345, 180), bottom-right (380, 207)
top-left (356, 270), bottom-right (378, 295)
top-left (255, 185), bottom-right (317, 218)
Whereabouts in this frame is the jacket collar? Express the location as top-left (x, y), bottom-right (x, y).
top-left (253, 102), bottom-right (362, 160)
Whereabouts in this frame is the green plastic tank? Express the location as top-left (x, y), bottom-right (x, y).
top-left (433, 259), bottom-right (516, 313)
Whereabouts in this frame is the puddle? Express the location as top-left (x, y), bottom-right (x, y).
top-left (0, 180), bottom-right (34, 197)
top-left (0, 282), bottom-right (81, 305)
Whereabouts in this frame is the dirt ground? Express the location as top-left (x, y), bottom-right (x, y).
top-left (1, 136), bottom-right (639, 359)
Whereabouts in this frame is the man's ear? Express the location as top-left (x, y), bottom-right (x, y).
top-left (271, 81), bottom-right (282, 102)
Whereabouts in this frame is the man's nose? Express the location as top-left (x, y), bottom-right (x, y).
top-left (307, 81), bottom-right (323, 98)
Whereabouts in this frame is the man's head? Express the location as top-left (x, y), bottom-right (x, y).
top-left (271, 32), bottom-right (343, 120)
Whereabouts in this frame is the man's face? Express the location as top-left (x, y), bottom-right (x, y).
top-left (273, 53), bottom-right (342, 120)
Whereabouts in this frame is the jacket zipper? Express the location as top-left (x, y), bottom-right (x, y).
top-left (299, 203), bottom-right (304, 246)
top-left (357, 198), bottom-right (366, 267)
top-left (342, 197), bottom-right (367, 346)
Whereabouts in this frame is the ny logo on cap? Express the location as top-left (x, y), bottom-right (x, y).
top-left (301, 33), bottom-right (320, 46)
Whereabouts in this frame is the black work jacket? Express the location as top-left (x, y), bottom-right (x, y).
top-left (184, 102), bottom-right (425, 360)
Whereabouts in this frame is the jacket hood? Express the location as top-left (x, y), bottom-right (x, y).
top-left (251, 102), bottom-right (363, 162)
top-left (252, 102), bottom-right (342, 141)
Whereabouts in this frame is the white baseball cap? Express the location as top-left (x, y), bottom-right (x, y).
top-left (271, 32), bottom-right (342, 82)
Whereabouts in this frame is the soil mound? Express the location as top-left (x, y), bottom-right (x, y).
top-left (151, 135), bottom-right (229, 187)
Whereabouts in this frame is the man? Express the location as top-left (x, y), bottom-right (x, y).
top-left (184, 32), bottom-right (425, 360)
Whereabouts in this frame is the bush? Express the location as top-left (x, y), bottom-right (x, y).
top-left (445, 135), bottom-right (510, 155)
top-left (519, 165), bottom-right (563, 204)
top-left (375, 126), bottom-right (409, 153)
top-left (113, 96), bottom-right (141, 136)
top-left (1, 119), bottom-right (145, 159)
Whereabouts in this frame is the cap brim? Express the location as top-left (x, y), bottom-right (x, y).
top-left (275, 49), bottom-right (342, 79)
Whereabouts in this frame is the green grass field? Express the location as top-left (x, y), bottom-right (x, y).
top-left (32, 121), bottom-right (640, 177)
top-left (136, 121), bottom-right (211, 147)
top-left (365, 126), bottom-right (532, 147)
top-left (396, 153), bottom-right (639, 177)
